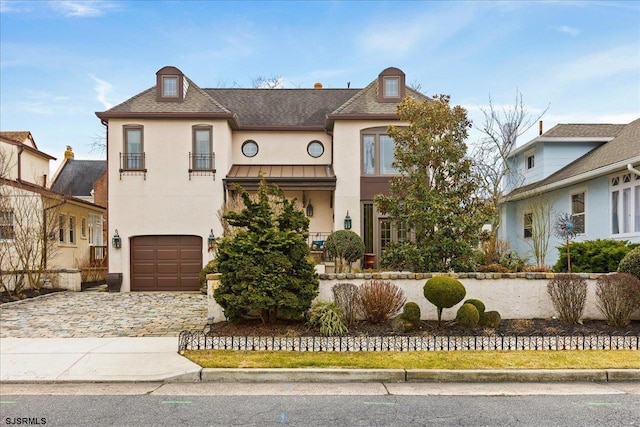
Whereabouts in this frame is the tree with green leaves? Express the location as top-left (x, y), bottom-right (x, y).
top-left (213, 182), bottom-right (319, 324)
top-left (375, 95), bottom-right (490, 272)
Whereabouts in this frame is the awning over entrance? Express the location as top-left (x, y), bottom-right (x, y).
top-left (224, 164), bottom-right (336, 191)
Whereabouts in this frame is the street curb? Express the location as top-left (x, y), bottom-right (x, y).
top-left (200, 368), bottom-right (406, 383)
top-left (196, 368), bottom-right (640, 383)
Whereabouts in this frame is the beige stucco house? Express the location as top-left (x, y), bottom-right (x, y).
top-left (0, 132), bottom-right (107, 289)
top-left (96, 66), bottom-right (427, 292)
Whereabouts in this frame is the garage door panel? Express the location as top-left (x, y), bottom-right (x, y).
top-left (131, 235), bottom-right (202, 291)
top-left (157, 249), bottom-right (179, 260)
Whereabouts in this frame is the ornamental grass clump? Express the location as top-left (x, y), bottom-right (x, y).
top-left (595, 273), bottom-right (640, 328)
top-left (423, 276), bottom-right (466, 326)
top-left (547, 274), bottom-right (587, 324)
top-left (358, 279), bottom-right (406, 323)
top-left (308, 301), bottom-right (348, 337)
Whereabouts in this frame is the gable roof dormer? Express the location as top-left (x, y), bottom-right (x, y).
top-left (377, 67), bottom-right (405, 103)
top-left (156, 66), bottom-right (188, 102)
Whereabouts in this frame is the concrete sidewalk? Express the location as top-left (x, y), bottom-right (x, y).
top-left (1, 337), bottom-right (639, 384)
top-left (0, 337), bottom-right (201, 383)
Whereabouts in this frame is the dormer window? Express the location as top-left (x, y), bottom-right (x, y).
top-left (162, 76), bottom-right (178, 97)
top-left (156, 66), bottom-right (185, 102)
top-left (525, 150), bottom-right (535, 171)
top-left (384, 77), bottom-right (399, 98)
top-left (377, 67), bottom-right (406, 102)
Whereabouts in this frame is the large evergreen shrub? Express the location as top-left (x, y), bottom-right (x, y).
top-left (213, 182), bottom-right (319, 324)
top-left (552, 239), bottom-right (638, 273)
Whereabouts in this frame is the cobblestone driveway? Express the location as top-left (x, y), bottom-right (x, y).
top-left (0, 291), bottom-right (208, 338)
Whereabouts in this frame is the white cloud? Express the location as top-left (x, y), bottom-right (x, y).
top-left (90, 75), bottom-right (113, 109)
top-left (354, 4), bottom-right (479, 57)
top-left (553, 44), bottom-right (639, 84)
top-left (51, 1), bottom-right (118, 17)
top-left (557, 25), bottom-right (580, 37)
top-left (0, 0), bottom-right (32, 13)
top-left (18, 89), bottom-right (71, 115)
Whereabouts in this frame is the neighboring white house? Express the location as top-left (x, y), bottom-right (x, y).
top-left (499, 119), bottom-right (640, 267)
top-left (96, 66), bottom-right (428, 291)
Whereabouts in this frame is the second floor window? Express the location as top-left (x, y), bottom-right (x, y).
top-left (192, 127), bottom-right (213, 170)
top-left (124, 126), bottom-right (144, 170)
top-left (363, 130), bottom-right (398, 175)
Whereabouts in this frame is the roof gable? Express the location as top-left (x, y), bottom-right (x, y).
top-left (506, 118), bottom-right (640, 199)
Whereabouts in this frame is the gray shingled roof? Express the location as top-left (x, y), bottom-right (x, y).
top-left (205, 88), bottom-right (359, 127)
top-left (51, 159), bottom-right (106, 197)
top-left (106, 78), bottom-right (230, 114)
top-left (332, 81), bottom-right (429, 115)
top-left (506, 118), bottom-right (640, 198)
top-left (541, 123), bottom-right (627, 138)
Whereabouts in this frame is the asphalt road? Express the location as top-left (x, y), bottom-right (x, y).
top-left (1, 382), bottom-right (639, 427)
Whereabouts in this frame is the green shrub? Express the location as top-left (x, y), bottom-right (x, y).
top-left (552, 239), bottom-right (638, 273)
top-left (213, 182), bottom-right (318, 323)
top-left (455, 303), bottom-right (480, 329)
top-left (547, 274), bottom-right (587, 324)
top-left (325, 230), bottom-right (365, 273)
top-left (500, 250), bottom-right (527, 272)
top-left (358, 280), bottom-right (406, 323)
top-left (400, 302), bottom-right (421, 325)
top-left (618, 246), bottom-right (640, 279)
top-left (423, 277), bottom-right (466, 326)
top-left (199, 259), bottom-right (217, 294)
top-left (479, 310), bottom-right (502, 328)
top-left (379, 241), bottom-right (424, 271)
top-left (596, 273), bottom-right (640, 327)
top-left (464, 299), bottom-right (485, 318)
top-left (308, 301), bottom-right (348, 337)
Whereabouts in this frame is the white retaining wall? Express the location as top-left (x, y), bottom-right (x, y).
top-left (208, 272), bottom-right (634, 322)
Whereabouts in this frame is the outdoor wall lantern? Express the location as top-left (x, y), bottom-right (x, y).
top-left (207, 229), bottom-right (216, 249)
top-left (112, 230), bottom-right (122, 249)
top-left (344, 211), bottom-right (352, 230)
top-left (306, 200), bottom-right (314, 217)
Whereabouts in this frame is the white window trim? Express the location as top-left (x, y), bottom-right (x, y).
top-left (59, 214), bottom-right (67, 244)
top-left (570, 189), bottom-right (586, 236)
top-left (81, 217), bottom-right (87, 239)
top-left (610, 172), bottom-right (640, 236)
top-left (524, 149), bottom-right (535, 172)
top-left (69, 215), bottom-right (77, 245)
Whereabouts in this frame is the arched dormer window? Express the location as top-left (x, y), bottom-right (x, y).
top-left (156, 66), bottom-right (186, 102)
top-left (377, 67), bottom-right (406, 103)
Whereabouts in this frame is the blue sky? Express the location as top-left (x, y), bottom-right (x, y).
top-left (1, 0), bottom-right (639, 172)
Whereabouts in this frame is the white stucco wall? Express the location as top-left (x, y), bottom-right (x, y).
top-left (107, 118), bottom-right (232, 291)
top-left (231, 131), bottom-right (331, 165)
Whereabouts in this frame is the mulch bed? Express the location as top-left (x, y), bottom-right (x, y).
top-left (0, 287), bottom-right (67, 304)
top-left (208, 317), bottom-right (640, 337)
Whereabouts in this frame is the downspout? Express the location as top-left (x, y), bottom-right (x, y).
top-left (101, 119), bottom-right (109, 260)
top-left (17, 144), bottom-right (23, 181)
top-left (628, 163), bottom-right (640, 176)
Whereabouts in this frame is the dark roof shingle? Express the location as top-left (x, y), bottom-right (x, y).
top-left (51, 160), bottom-right (107, 197)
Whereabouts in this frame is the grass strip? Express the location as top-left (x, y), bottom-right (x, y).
top-left (184, 349), bottom-right (639, 370)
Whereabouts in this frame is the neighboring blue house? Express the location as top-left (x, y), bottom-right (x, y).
top-left (499, 118), bottom-right (640, 267)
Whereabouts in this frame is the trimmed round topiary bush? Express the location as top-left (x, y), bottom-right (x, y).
top-left (618, 246), bottom-right (640, 279)
top-left (423, 276), bottom-right (466, 326)
top-left (401, 302), bottom-right (421, 325)
top-left (325, 230), bottom-right (365, 273)
top-left (455, 303), bottom-right (480, 329)
top-left (464, 299), bottom-right (485, 318)
top-left (479, 310), bottom-right (502, 328)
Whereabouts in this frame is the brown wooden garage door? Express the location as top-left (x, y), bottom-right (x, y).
top-left (130, 235), bottom-right (202, 291)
